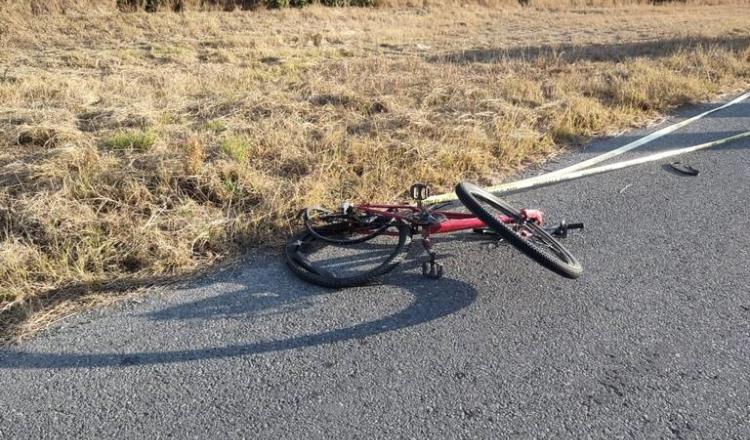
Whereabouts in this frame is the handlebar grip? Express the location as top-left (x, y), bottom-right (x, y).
top-left (566, 222), bottom-right (584, 230)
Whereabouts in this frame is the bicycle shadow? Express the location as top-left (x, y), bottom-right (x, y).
top-left (0, 268), bottom-right (478, 369)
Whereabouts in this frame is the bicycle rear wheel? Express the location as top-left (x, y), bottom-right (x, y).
top-left (455, 181), bottom-right (582, 279)
top-left (285, 219), bottom-right (410, 288)
top-left (301, 206), bottom-right (392, 245)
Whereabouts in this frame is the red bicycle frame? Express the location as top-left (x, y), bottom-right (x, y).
top-left (353, 203), bottom-right (544, 235)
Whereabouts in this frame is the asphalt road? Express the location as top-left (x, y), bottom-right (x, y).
top-left (1, 96), bottom-right (749, 439)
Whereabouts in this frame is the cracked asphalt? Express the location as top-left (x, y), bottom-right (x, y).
top-left (1, 95), bottom-right (749, 439)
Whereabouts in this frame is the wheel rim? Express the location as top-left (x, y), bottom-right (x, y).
top-left (468, 188), bottom-right (577, 264)
top-left (455, 181), bottom-right (582, 279)
top-left (302, 207), bottom-right (392, 245)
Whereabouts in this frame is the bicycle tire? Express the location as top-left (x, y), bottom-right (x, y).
top-left (284, 220), bottom-right (411, 288)
top-left (455, 181), bottom-right (582, 279)
top-left (301, 206), bottom-right (391, 245)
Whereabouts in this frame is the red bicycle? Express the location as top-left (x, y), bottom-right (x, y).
top-left (285, 181), bottom-right (583, 288)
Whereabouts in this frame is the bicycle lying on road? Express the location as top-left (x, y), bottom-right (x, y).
top-left (285, 181), bottom-right (583, 288)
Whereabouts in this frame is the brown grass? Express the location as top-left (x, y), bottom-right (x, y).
top-left (2, 0), bottom-right (750, 14)
top-left (1, 1), bottom-right (749, 342)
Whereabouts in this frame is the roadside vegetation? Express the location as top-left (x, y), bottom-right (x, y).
top-left (1, 0), bottom-right (749, 341)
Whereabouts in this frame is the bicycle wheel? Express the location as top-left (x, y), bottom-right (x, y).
top-left (285, 219), bottom-right (410, 288)
top-left (455, 181), bottom-right (582, 279)
top-left (301, 206), bottom-right (391, 245)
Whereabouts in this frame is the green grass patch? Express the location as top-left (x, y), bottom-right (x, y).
top-left (220, 136), bottom-right (250, 163)
top-left (203, 119), bottom-right (228, 133)
top-left (104, 130), bottom-right (157, 152)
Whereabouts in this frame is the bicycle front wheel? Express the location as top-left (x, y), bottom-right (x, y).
top-left (455, 181), bottom-right (582, 279)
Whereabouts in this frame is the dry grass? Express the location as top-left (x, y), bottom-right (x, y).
top-left (2, 0), bottom-right (750, 14)
top-left (1, 1), bottom-right (749, 342)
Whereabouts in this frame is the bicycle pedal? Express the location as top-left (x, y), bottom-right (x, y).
top-left (421, 261), bottom-right (444, 279)
top-left (409, 183), bottom-right (431, 201)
